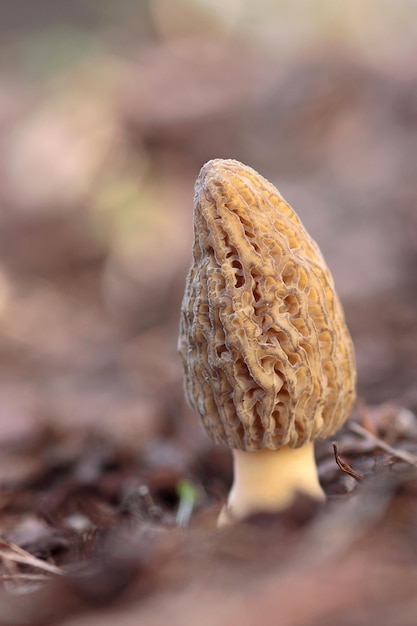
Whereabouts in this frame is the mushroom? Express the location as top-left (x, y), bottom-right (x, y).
top-left (178, 159), bottom-right (356, 525)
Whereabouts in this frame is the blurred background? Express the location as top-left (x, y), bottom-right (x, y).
top-left (0, 0), bottom-right (417, 451)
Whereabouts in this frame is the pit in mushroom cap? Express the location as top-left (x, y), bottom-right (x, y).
top-left (179, 158), bottom-right (356, 457)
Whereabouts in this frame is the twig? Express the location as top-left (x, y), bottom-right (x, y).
top-left (0, 540), bottom-right (64, 576)
top-left (349, 422), bottom-right (417, 467)
top-left (0, 573), bottom-right (50, 582)
top-left (332, 442), bottom-right (363, 482)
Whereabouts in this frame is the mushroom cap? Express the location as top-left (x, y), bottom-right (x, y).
top-left (178, 159), bottom-right (356, 451)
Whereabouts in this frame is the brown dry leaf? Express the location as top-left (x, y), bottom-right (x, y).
top-left (332, 442), bottom-right (363, 482)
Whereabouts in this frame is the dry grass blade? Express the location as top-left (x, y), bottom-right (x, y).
top-left (349, 422), bottom-right (417, 467)
top-left (332, 442), bottom-right (363, 481)
top-left (0, 539), bottom-right (64, 576)
top-left (0, 573), bottom-right (50, 582)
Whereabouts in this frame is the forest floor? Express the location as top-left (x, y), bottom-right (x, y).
top-left (0, 27), bottom-right (417, 626)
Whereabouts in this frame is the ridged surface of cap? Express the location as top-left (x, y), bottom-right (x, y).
top-left (178, 159), bottom-right (356, 451)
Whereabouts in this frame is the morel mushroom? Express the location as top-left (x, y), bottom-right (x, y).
top-left (178, 159), bottom-right (356, 525)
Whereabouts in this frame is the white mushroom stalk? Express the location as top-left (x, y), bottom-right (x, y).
top-left (178, 159), bottom-right (356, 525)
top-left (218, 444), bottom-right (324, 525)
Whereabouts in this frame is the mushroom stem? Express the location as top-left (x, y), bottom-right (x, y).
top-left (218, 443), bottom-right (324, 526)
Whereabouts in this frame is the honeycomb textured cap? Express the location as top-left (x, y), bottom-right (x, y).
top-left (178, 159), bottom-right (356, 451)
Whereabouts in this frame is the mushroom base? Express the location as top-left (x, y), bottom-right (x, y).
top-left (218, 443), bottom-right (325, 526)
